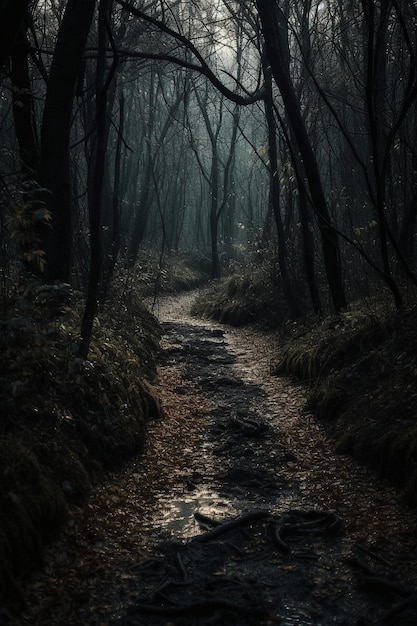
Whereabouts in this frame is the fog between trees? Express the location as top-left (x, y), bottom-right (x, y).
top-left (1, 0), bottom-right (417, 352)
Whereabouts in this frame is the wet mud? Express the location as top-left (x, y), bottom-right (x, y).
top-left (120, 316), bottom-right (417, 626)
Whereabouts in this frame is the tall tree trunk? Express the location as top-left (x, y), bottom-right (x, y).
top-left (99, 91), bottom-right (125, 303)
top-left (0, 0), bottom-right (29, 71)
top-left (79, 0), bottom-right (115, 358)
top-left (41, 0), bottom-right (96, 284)
top-left (127, 75), bottom-right (183, 267)
top-left (127, 159), bottom-right (154, 267)
top-left (10, 26), bottom-right (39, 180)
top-left (262, 52), bottom-right (301, 318)
top-left (256, 0), bottom-right (347, 313)
top-left (9, 23), bottom-right (42, 277)
top-left (296, 170), bottom-right (323, 315)
top-left (362, 0), bottom-right (403, 308)
top-left (193, 88), bottom-right (237, 280)
top-left (210, 147), bottom-right (220, 279)
top-left (399, 131), bottom-right (417, 263)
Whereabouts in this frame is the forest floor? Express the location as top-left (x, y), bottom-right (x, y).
top-left (6, 291), bottom-right (417, 625)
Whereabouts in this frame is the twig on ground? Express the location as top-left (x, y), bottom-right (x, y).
top-left (353, 542), bottom-right (392, 567)
top-left (174, 552), bottom-right (187, 581)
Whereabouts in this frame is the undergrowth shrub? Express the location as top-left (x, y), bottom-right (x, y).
top-left (272, 301), bottom-right (394, 381)
top-left (6, 182), bottom-right (51, 276)
top-left (191, 258), bottom-right (298, 328)
top-left (123, 250), bottom-right (211, 298)
top-left (0, 277), bottom-right (163, 603)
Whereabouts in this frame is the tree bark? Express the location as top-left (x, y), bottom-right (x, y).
top-left (262, 53), bottom-right (301, 318)
top-left (79, 0), bottom-right (115, 359)
top-left (0, 0), bottom-right (29, 71)
top-left (295, 169), bottom-right (323, 315)
top-left (99, 91), bottom-right (125, 303)
top-left (10, 25), bottom-right (39, 180)
top-left (362, 0), bottom-right (403, 308)
top-left (210, 148), bottom-right (220, 279)
top-left (41, 0), bottom-right (96, 284)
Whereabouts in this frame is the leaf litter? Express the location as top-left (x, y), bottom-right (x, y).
top-left (6, 291), bottom-right (417, 625)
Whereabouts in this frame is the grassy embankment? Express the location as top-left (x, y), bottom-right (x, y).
top-left (0, 252), bottom-right (210, 605)
top-left (192, 265), bottom-right (417, 508)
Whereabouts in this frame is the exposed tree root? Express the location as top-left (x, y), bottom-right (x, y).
top-left (353, 542), bottom-right (392, 567)
top-left (193, 510), bottom-right (271, 543)
top-left (194, 511), bottom-right (222, 528)
top-left (174, 552), bottom-right (187, 581)
top-left (273, 510), bottom-right (342, 552)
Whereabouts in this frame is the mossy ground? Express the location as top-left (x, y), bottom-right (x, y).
top-left (0, 251), bottom-right (209, 604)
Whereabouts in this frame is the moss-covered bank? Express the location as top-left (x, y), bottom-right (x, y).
top-left (191, 261), bottom-right (293, 328)
top-left (0, 281), bottom-right (162, 604)
top-left (272, 302), bottom-right (417, 506)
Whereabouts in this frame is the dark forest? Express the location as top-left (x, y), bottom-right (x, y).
top-left (1, 1), bottom-right (417, 624)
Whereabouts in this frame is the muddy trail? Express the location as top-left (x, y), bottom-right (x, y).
top-left (10, 293), bottom-right (417, 625)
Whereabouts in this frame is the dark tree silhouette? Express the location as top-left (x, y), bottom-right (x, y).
top-left (41, 0), bottom-right (96, 284)
top-left (256, 0), bottom-right (347, 313)
top-left (0, 0), bottom-right (29, 71)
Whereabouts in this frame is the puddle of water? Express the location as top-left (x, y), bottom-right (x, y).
top-left (153, 487), bottom-right (323, 626)
top-left (154, 485), bottom-right (240, 539)
top-left (281, 605), bottom-right (319, 626)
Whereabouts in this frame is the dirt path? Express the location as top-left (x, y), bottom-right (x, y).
top-left (10, 292), bottom-right (417, 625)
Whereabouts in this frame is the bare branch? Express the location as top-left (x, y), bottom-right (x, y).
top-left (114, 0), bottom-right (265, 105)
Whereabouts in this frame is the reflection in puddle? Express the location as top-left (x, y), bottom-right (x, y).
top-left (281, 606), bottom-right (318, 626)
top-left (154, 485), bottom-right (239, 539)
